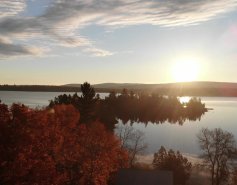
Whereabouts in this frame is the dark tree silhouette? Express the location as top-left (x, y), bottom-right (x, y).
top-left (105, 90), bottom-right (206, 125)
top-left (81, 82), bottom-right (96, 100)
top-left (48, 84), bottom-right (207, 129)
top-left (48, 82), bottom-right (98, 124)
top-left (198, 128), bottom-right (236, 185)
top-left (48, 93), bottom-right (81, 109)
top-left (79, 82), bottom-right (97, 123)
top-left (153, 146), bottom-right (192, 185)
top-left (185, 97), bottom-right (206, 120)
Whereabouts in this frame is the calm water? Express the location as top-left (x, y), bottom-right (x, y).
top-left (1, 91), bottom-right (237, 156)
top-left (0, 91), bottom-right (108, 108)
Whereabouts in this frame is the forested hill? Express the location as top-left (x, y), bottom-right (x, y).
top-left (1, 81), bottom-right (237, 96)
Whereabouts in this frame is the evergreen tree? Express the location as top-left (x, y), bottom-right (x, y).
top-left (153, 146), bottom-right (192, 185)
top-left (79, 82), bottom-right (97, 123)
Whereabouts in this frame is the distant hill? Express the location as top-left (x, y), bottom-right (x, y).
top-left (1, 81), bottom-right (237, 96)
top-left (65, 81), bottom-right (237, 97)
top-left (64, 83), bottom-right (146, 89)
top-left (66, 81), bottom-right (237, 90)
top-left (63, 84), bottom-right (81, 88)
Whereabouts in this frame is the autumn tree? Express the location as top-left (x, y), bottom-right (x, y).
top-left (153, 146), bottom-right (192, 185)
top-left (77, 122), bottom-right (128, 185)
top-left (0, 103), bottom-right (128, 185)
top-left (0, 100), bottom-right (10, 123)
top-left (198, 128), bottom-right (236, 185)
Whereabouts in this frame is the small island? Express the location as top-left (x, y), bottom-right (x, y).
top-left (49, 82), bottom-right (207, 129)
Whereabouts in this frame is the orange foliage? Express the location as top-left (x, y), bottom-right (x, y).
top-left (0, 103), bottom-right (128, 185)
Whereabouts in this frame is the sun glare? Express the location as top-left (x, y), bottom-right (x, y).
top-left (172, 58), bottom-right (199, 82)
top-left (179, 96), bottom-right (191, 104)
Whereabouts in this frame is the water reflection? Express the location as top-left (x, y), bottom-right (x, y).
top-left (116, 97), bottom-right (237, 155)
top-left (46, 91), bottom-right (207, 130)
top-left (102, 95), bottom-right (207, 126)
top-left (179, 96), bottom-right (191, 104)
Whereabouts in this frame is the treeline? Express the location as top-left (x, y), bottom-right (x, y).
top-left (49, 82), bottom-right (207, 129)
top-left (103, 90), bottom-right (206, 124)
top-left (0, 84), bottom-right (113, 93)
top-left (2, 84), bottom-right (237, 96)
top-left (0, 85), bottom-right (80, 92)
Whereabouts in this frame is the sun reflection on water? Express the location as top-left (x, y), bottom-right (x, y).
top-left (179, 96), bottom-right (191, 104)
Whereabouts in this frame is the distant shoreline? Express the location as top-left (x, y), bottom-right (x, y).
top-left (1, 81), bottom-right (237, 97)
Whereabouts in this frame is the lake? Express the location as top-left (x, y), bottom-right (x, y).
top-left (1, 91), bottom-right (237, 156)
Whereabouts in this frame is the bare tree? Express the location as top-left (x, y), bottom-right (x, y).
top-left (197, 128), bottom-right (236, 185)
top-left (116, 125), bottom-right (147, 166)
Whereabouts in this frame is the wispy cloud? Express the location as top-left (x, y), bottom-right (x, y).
top-left (84, 47), bottom-right (114, 57)
top-left (0, 0), bottom-right (26, 18)
top-left (1, 0), bottom-right (237, 59)
top-left (41, 0), bottom-right (237, 27)
top-left (0, 36), bottom-right (43, 58)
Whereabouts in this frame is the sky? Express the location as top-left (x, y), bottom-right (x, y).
top-left (1, 0), bottom-right (237, 85)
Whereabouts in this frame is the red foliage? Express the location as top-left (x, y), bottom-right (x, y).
top-left (0, 103), bottom-right (128, 185)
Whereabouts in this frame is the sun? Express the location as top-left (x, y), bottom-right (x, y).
top-left (172, 58), bottom-right (199, 82)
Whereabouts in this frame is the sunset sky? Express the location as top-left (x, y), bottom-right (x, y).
top-left (1, 0), bottom-right (237, 85)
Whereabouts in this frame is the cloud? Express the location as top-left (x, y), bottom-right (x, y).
top-left (0, 0), bottom-right (26, 19)
top-left (41, 0), bottom-right (237, 27)
top-left (84, 47), bottom-right (114, 57)
top-left (0, 17), bottom-right (41, 37)
top-left (0, 37), bottom-right (43, 58)
top-left (0, 0), bottom-right (237, 58)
